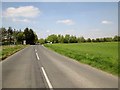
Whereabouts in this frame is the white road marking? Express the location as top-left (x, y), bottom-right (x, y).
top-left (36, 53), bottom-right (40, 60)
top-left (41, 67), bottom-right (53, 90)
top-left (35, 49), bottom-right (37, 52)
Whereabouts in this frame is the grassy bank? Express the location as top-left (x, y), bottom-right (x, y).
top-left (0, 45), bottom-right (28, 60)
top-left (45, 42), bottom-right (118, 75)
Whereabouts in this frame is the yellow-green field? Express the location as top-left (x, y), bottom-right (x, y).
top-left (0, 45), bottom-right (27, 60)
top-left (45, 42), bottom-right (118, 75)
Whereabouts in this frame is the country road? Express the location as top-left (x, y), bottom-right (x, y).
top-left (2, 45), bottom-right (118, 89)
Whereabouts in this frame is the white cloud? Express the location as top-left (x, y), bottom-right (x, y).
top-left (3, 6), bottom-right (40, 18)
top-left (101, 20), bottom-right (113, 24)
top-left (12, 18), bottom-right (30, 23)
top-left (57, 19), bottom-right (74, 25)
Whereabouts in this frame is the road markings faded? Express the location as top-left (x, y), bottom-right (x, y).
top-left (36, 53), bottom-right (40, 60)
top-left (41, 67), bottom-right (53, 90)
top-left (35, 49), bottom-right (37, 52)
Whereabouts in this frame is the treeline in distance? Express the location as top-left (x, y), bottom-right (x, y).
top-left (39, 34), bottom-right (120, 44)
top-left (1, 27), bottom-right (119, 45)
top-left (0, 27), bottom-right (38, 45)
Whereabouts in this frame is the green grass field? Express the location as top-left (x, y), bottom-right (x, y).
top-left (0, 45), bottom-right (27, 60)
top-left (45, 42), bottom-right (118, 75)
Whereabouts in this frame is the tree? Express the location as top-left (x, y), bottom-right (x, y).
top-left (87, 38), bottom-right (91, 42)
top-left (29, 29), bottom-right (36, 44)
top-left (113, 35), bottom-right (119, 41)
top-left (12, 29), bottom-right (18, 44)
top-left (64, 34), bottom-right (70, 43)
top-left (16, 32), bottom-right (25, 44)
top-left (34, 33), bottom-right (38, 43)
top-left (103, 38), bottom-right (107, 42)
top-left (91, 39), bottom-right (96, 42)
top-left (1, 27), bottom-right (7, 36)
top-left (47, 34), bottom-right (58, 43)
top-left (0, 27), bottom-right (38, 45)
top-left (96, 38), bottom-right (100, 42)
top-left (99, 38), bottom-right (103, 42)
top-left (0, 27), bottom-right (7, 44)
top-left (77, 37), bottom-right (81, 43)
top-left (57, 34), bottom-right (64, 43)
top-left (39, 38), bottom-right (45, 44)
top-left (105, 37), bottom-right (112, 42)
top-left (77, 36), bottom-right (86, 43)
top-left (24, 28), bottom-right (29, 44)
top-left (24, 28), bottom-right (37, 45)
top-left (8, 27), bottom-right (13, 44)
top-left (0, 28), bottom-right (2, 42)
top-left (69, 35), bottom-right (77, 43)
top-left (119, 36), bottom-right (120, 41)
top-left (44, 39), bottom-right (48, 43)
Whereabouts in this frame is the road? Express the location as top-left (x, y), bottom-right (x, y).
top-left (2, 45), bottom-right (118, 89)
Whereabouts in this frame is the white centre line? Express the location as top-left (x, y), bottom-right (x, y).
top-left (36, 53), bottom-right (40, 60)
top-left (41, 67), bottom-right (53, 90)
top-left (35, 49), bottom-right (37, 52)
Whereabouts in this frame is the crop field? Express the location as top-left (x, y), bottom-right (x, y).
top-left (0, 45), bottom-right (27, 60)
top-left (45, 42), bottom-right (118, 75)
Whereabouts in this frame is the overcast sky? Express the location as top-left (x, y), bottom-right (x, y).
top-left (1, 2), bottom-right (118, 39)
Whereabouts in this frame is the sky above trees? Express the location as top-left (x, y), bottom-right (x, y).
top-left (1, 2), bottom-right (118, 39)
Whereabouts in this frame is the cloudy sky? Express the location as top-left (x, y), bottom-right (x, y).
top-left (1, 2), bottom-right (118, 39)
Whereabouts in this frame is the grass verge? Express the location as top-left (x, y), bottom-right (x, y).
top-left (45, 42), bottom-right (118, 76)
top-left (0, 45), bottom-right (28, 60)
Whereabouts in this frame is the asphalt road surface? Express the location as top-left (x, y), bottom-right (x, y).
top-left (2, 45), bottom-right (118, 88)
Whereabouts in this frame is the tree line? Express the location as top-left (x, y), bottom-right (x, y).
top-left (0, 27), bottom-right (38, 45)
top-left (0, 27), bottom-right (119, 45)
top-left (39, 34), bottom-right (120, 44)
